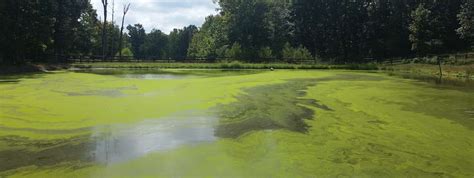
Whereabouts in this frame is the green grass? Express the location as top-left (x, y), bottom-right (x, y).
top-left (381, 63), bottom-right (474, 79)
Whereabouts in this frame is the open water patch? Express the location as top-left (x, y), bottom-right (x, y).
top-left (0, 112), bottom-right (218, 173)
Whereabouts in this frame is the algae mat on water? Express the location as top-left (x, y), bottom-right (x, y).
top-left (0, 70), bottom-right (473, 177)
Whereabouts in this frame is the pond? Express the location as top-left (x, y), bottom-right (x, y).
top-left (0, 69), bottom-right (473, 177)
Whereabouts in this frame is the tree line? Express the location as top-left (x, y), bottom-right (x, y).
top-left (0, 0), bottom-right (200, 64)
top-left (0, 0), bottom-right (472, 64)
top-left (190, 0), bottom-right (473, 62)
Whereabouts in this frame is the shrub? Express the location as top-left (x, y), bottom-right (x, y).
top-left (216, 45), bottom-right (229, 58)
top-left (428, 56), bottom-right (439, 64)
top-left (282, 43), bottom-right (313, 61)
top-left (258, 46), bottom-right (274, 59)
top-left (282, 43), bottom-right (293, 61)
top-left (294, 46), bottom-right (313, 60)
top-left (225, 43), bottom-right (242, 60)
top-left (229, 61), bottom-right (243, 69)
top-left (117, 48), bottom-right (134, 57)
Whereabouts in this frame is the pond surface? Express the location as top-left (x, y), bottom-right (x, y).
top-left (0, 69), bottom-right (473, 177)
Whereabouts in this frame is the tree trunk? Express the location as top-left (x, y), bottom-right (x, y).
top-left (438, 58), bottom-right (443, 77)
top-left (110, 0), bottom-right (115, 61)
top-left (119, 3), bottom-right (130, 60)
top-left (101, 0), bottom-right (108, 61)
top-left (119, 15), bottom-right (126, 59)
top-left (53, 2), bottom-right (67, 63)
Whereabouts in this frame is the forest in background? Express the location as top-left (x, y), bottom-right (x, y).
top-left (0, 0), bottom-right (472, 65)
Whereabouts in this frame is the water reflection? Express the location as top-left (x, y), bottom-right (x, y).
top-left (92, 115), bottom-right (217, 164)
top-left (0, 113), bottom-right (217, 172)
top-left (120, 73), bottom-right (190, 80)
top-left (74, 68), bottom-right (264, 78)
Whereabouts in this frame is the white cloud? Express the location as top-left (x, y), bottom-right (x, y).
top-left (91, 0), bottom-right (219, 34)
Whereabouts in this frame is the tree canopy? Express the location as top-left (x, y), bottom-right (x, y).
top-left (0, 0), bottom-right (472, 64)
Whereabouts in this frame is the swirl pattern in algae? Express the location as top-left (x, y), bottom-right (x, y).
top-left (0, 70), bottom-right (473, 177)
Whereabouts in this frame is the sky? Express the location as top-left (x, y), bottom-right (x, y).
top-left (91, 0), bottom-right (219, 34)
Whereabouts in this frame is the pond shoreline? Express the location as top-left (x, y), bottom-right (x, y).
top-left (0, 63), bottom-right (70, 75)
top-left (70, 62), bottom-right (380, 70)
top-left (73, 62), bottom-right (474, 81)
top-left (381, 63), bottom-right (474, 80)
top-left (1, 62), bottom-right (473, 81)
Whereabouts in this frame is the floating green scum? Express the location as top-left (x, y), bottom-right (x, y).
top-left (0, 70), bottom-right (473, 177)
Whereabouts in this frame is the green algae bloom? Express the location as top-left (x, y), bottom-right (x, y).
top-left (0, 70), bottom-right (473, 177)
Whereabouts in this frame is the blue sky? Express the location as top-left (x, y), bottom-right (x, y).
top-left (91, 0), bottom-right (219, 34)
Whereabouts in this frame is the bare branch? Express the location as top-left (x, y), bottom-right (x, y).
top-left (119, 2), bottom-right (131, 59)
top-left (124, 3), bottom-right (131, 15)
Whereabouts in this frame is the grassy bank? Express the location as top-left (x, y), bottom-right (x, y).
top-left (71, 62), bottom-right (473, 79)
top-left (3, 62), bottom-right (473, 81)
top-left (381, 63), bottom-right (474, 79)
top-left (71, 62), bottom-right (379, 70)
